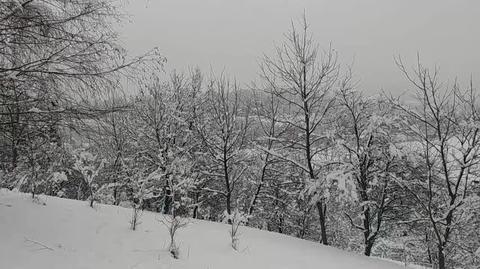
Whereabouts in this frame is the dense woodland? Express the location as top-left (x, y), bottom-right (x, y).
top-left (1, 1), bottom-right (479, 269)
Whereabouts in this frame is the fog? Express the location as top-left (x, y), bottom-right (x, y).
top-left (119, 0), bottom-right (479, 94)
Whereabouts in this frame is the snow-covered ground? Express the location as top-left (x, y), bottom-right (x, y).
top-left (0, 189), bottom-right (409, 269)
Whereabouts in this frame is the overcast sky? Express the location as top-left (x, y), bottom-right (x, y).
top-left (119, 0), bottom-right (479, 94)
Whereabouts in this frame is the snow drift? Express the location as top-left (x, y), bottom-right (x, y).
top-left (0, 189), bottom-right (408, 269)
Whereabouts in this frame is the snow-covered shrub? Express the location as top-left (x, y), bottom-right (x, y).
top-left (128, 171), bottom-right (153, 231)
top-left (224, 209), bottom-right (247, 251)
top-left (160, 215), bottom-right (188, 259)
top-left (73, 148), bottom-right (106, 208)
top-left (48, 172), bottom-right (68, 197)
top-left (130, 204), bottom-right (143, 231)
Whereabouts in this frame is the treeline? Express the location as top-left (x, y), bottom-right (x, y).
top-left (0, 2), bottom-right (479, 269)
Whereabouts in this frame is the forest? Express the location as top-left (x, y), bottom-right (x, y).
top-left (0, 1), bottom-right (479, 269)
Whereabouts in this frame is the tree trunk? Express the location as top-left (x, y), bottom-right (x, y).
top-left (11, 141), bottom-right (18, 169)
top-left (163, 186), bottom-right (172, 214)
top-left (437, 244), bottom-right (445, 269)
top-left (89, 184), bottom-right (95, 207)
top-left (225, 192), bottom-right (232, 215)
top-left (364, 239), bottom-right (374, 256)
top-left (112, 175), bottom-right (119, 206)
top-left (192, 192), bottom-right (199, 219)
top-left (248, 183), bottom-right (261, 216)
top-left (316, 200), bottom-right (328, 245)
top-left (362, 206), bottom-right (372, 255)
top-left (248, 156), bottom-right (269, 217)
top-left (223, 152), bottom-right (232, 223)
top-left (192, 205), bottom-right (198, 219)
top-left (77, 183), bottom-right (82, 200)
top-left (277, 216), bottom-right (284, 234)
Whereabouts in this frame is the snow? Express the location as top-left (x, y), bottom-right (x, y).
top-left (6, 71), bottom-right (19, 79)
top-left (28, 107), bottom-right (43, 113)
top-left (0, 189), bottom-right (408, 269)
top-left (3, 0), bottom-right (23, 12)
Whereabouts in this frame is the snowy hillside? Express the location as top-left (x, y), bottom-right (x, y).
top-left (0, 190), bottom-right (409, 269)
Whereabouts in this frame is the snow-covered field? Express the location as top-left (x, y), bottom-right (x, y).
top-left (0, 189), bottom-right (408, 269)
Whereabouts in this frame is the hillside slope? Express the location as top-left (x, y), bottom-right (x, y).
top-left (0, 189), bottom-right (408, 269)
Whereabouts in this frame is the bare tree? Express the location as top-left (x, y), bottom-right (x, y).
top-left (246, 89), bottom-right (287, 219)
top-left (226, 209), bottom-right (247, 251)
top-left (0, 0), bottom-right (161, 191)
top-left (160, 214), bottom-right (188, 259)
top-left (337, 72), bottom-right (399, 255)
top-left (259, 16), bottom-right (339, 245)
top-left (93, 90), bottom-right (131, 205)
top-left (73, 148), bottom-right (105, 208)
top-left (392, 57), bottom-right (480, 269)
top-left (131, 70), bottom-right (199, 214)
top-left (197, 75), bottom-right (250, 219)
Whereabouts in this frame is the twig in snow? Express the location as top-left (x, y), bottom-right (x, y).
top-left (24, 237), bottom-right (54, 251)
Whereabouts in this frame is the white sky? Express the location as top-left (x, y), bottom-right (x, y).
top-left (118, 0), bottom-right (479, 94)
